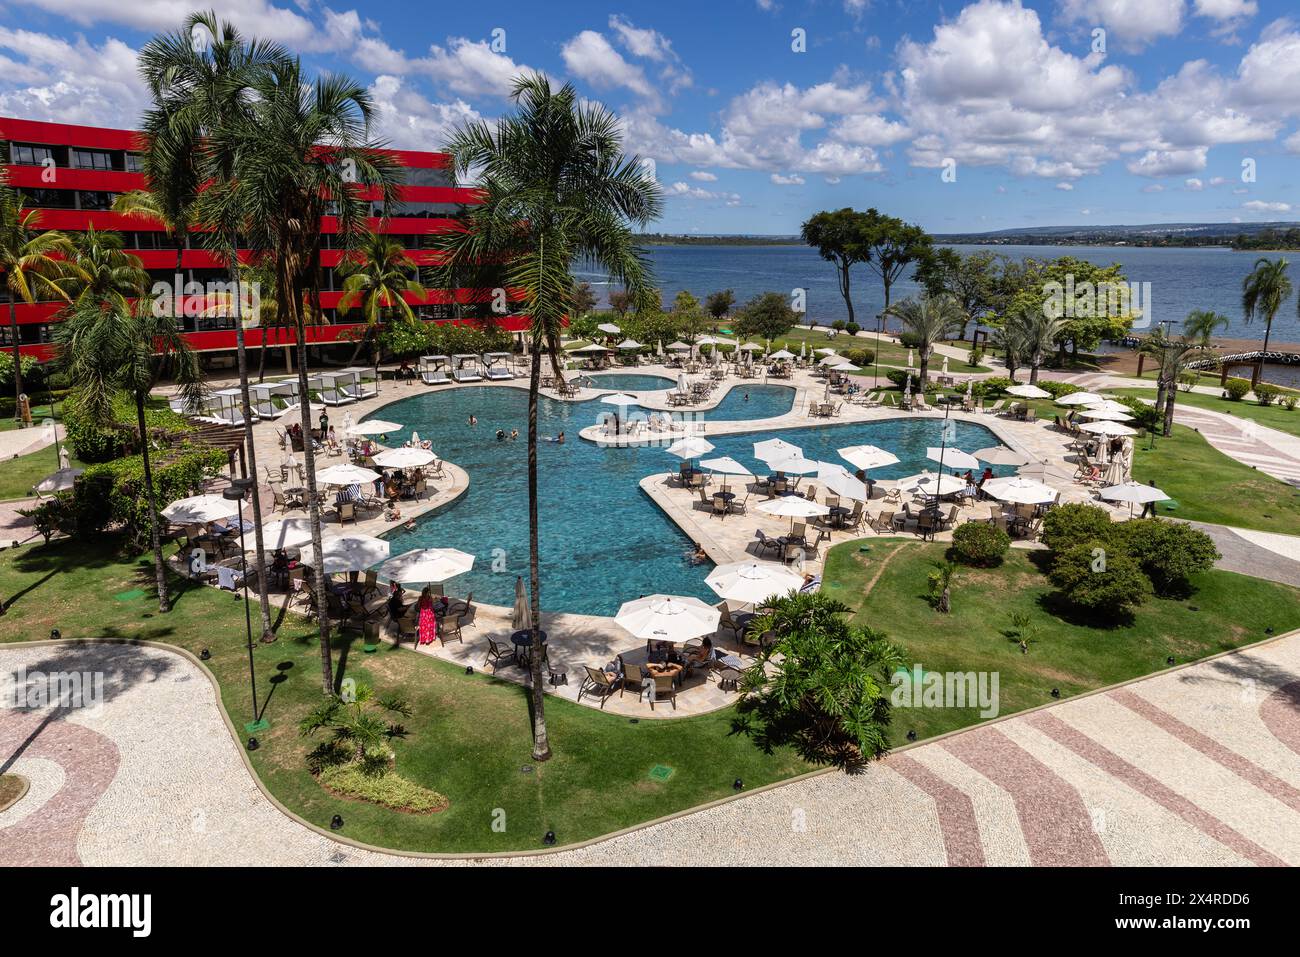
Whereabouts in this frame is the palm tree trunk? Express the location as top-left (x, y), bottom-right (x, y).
top-left (1163, 382), bottom-right (1177, 437)
top-left (1029, 358), bottom-right (1040, 384)
top-left (229, 257), bottom-right (274, 641)
top-left (7, 298), bottom-right (22, 413)
top-left (918, 346), bottom-right (930, 388)
top-left (527, 334), bottom-right (551, 762)
top-left (1262, 315), bottom-right (1273, 358)
top-left (136, 391), bottom-right (170, 613)
top-left (256, 329), bottom-right (267, 383)
top-left (288, 280), bottom-right (333, 694)
top-left (837, 257), bottom-right (855, 327)
top-left (1154, 373), bottom-right (1167, 423)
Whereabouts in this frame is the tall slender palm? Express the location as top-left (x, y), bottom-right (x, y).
top-left (136, 11), bottom-right (292, 642)
top-left (1241, 257), bottom-right (1291, 358)
top-left (111, 190), bottom-right (188, 274)
top-left (429, 74), bottom-right (661, 760)
top-left (336, 232), bottom-right (426, 371)
top-left (1009, 306), bottom-right (1064, 384)
top-left (53, 298), bottom-right (204, 611)
top-left (1140, 330), bottom-right (1205, 436)
top-left (204, 56), bottom-right (401, 694)
top-left (0, 175), bottom-right (73, 404)
top-left (1183, 308), bottom-right (1230, 347)
top-left (885, 294), bottom-right (964, 387)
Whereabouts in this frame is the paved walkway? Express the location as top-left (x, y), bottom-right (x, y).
top-left (3, 634), bottom-right (1297, 865)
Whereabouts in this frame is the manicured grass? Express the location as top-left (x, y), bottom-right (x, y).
top-left (0, 403), bottom-right (58, 432)
top-left (0, 538), bottom-right (810, 853)
top-left (823, 540), bottom-right (1300, 744)
top-left (1111, 387), bottom-right (1300, 440)
top-left (0, 443), bottom-right (84, 502)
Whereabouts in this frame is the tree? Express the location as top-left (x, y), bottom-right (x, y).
top-left (58, 227), bottom-right (149, 315)
top-left (927, 559), bottom-right (957, 613)
top-left (914, 247), bottom-right (1002, 340)
top-left (801, 208), bottom-right (870, 326)
top-left (991, 317), bottom-right (1030, 382)
top-left (53, 298), bottom-right (204, 612)
top-left (299, 681), bottom-right (412, 777)
top-left (734, 291), bottom-right (797, 341)
top-left (428, 74), bottom-right (661, 760)
top-left (208, 55), bottom-right (403, 693)
top-left (569, 280), bottom-right (597, 318)
top-left (1109, 519), bottom-right (1220, 597)
top-left (737, 591), bottom-right (904, 770)
top-left (1183, 308), bottom-right (1229, 346)
top-left (885, 294), bottom-right (963, 386)
top-left (1241, 256), bottom-right (1291, 356)
top-left (1008, 304), bottom-right (1065, 383)
top-left (859, 208), bottom-right (932, 322)
top-left (669, 290), bottom-right (710, 342)
top-left (704, 288), bottom-right (734, 320)
top-left (608, 289), bottom-right (631, 317)
top-left (1140, 329), bottom-right (1205, 436)
top-left (336, 232), bottom-right (426, 370)
top-left (136, 10), bottom-right (291, 643)
top-left (0, 174), bottom-right (72, 406)
top-left (1049, 543), bottom-right (1152, 618)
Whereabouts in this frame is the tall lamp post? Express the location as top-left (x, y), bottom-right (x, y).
top-left (873, 312), bottom-right (884, 388)
top-left (223, 478), bottom-right (267, 745)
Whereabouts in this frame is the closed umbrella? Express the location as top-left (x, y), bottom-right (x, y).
top-left (161, 493), bottom-right (240, 524)
top-left (512, 576), bottom-right (532, 633)
top-left (973, 446), bottom-right (1030, 466)
top-left (372, 447), bottom-right (437, 468)
top-left (347, 419), bottom-right (402, 436)
top-left (316, 534), bottom-right (390, 574)
top-left (926, 447), bottom-right (980, 471)
top-left (838, 444), bottom-right (900, 471)
top-left (706, 560), bottom-right (803, 604)
top-left (317, 463), bottom-right (382, 486)
top-left (615, 594), bottom-right (720, 642)
top-left (982, 476), bottom-right (1057, 505)
top-left (1005, 383), bottom-right (1051, 399)
top-left (380, 547), bottom-right (475, 584)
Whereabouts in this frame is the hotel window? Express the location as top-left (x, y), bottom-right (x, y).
top-left (11, 143), bottom-right (54, 166)
top-left (72, 149), bottom-right (114, 171)
top-left (78, 191), bottom-right (113, 211)
top-left (20, 188), bottom-right (75, 209)
top-left (125, 153), bottom-right (144, 172)
top-left (402, 166), bottom-right (455, 188)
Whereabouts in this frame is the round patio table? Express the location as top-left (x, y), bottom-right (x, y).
top-left (511, 629), bottom-right (548, 668)
top-left (828, 505), bottom-right (851, 527)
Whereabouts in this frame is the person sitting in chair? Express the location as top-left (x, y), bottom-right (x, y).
top-left (684, 636), bottom-right (714, 665)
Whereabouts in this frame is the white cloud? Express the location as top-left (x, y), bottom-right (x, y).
top-left (1054, 181), bottom-right (1074, 190)
top-left (561, 30), bottom-right (657, 106)
top-left (366, 74), bottom-right (483, 151)
top-left (667, 180), bottom-right (740, 204)
top-left (689, 171), bottom-right (718, 181)
top-left (1058, 0), bottom-right (1186, 50)
top-left (0, 27), bottom-right (144, 128)
top-left (1194, 0), bottom-right (1258, 22)
top-left (1242, 199), bottom-right (1291, 212)
top-left (1184, 177), bottom-right (1204, 189)
top-left (770, 173), bottom-right (806, 185)
top-left (7, 0), bottom-right (326, 47)
top-left (1125, 148), bottom-right (1207, 176)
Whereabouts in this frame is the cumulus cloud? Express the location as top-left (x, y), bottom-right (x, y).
top-left (1125, 148), bottom-right (1207, 177)
top-left (1058, 0), bottom-right (1186, 51)
top-left (1242, 199), bottom-right (1291, 212)
top-left (689, 170), bottom-right (718, 181)
top-left (0, 27), bottom-right (144, 127)
top-left (561, 30), bottom-right (658, 106)
top-left (366, 74), bottom-right (483, 151)
top-left (770, 173), bottom-right (805, 185)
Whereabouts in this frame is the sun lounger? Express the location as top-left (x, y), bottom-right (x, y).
top-left (422, 370), bottom-right (450, 385)
top-left (453, 369), bottom-right (482, 382)
top-left (485, 367), bottom-right (513, 381)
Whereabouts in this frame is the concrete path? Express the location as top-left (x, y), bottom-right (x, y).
top-left (3, 633), bottom-right (1297, 865)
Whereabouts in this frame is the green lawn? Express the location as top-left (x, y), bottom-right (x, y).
top-left (0, 538), bottom-right (810, 853)
top-left (1111, 387), bottom-right (1300, 440)
top-left (0, 443), bottom-right (84, 502)
top-left (823, 541), bottom-right (1300, 744)
top-left (0, 403), bottom-right (58, 432)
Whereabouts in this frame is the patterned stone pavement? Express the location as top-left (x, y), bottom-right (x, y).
top-left (2, 634), bottom-right (1297, 866)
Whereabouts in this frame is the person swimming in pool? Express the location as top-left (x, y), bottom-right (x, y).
top-left (496, 429), bottom-right (506, 441)
top-left (689, 542), bottom-right (708, 564)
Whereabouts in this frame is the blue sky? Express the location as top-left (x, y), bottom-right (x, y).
top-left (2, 0), bottom-right (1298, 233)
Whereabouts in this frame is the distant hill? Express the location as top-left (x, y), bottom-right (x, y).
top-left (637, 233), bottom-right (801, 246)
top-left (932, 221), bottom-right (1300, 248)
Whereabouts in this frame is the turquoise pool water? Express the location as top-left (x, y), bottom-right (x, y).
top-left (376, 386), bottom-right (1013, 615)
top-left (578, 372), bottom-right (675, 391)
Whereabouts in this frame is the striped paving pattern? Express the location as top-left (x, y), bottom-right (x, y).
top-left (1174, 406), bottom-right (1300, 486)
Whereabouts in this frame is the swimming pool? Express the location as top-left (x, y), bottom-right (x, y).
top-left (376, 387), bottom-right (1014, 616)
top-left (578, 372), bottom-right (676, 391)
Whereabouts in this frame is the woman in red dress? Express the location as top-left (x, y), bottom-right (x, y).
top-left (417, 586), bottom-right (438, 646)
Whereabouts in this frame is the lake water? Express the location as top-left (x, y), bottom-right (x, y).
top-left (575, 243), bottom-right (1300, 345)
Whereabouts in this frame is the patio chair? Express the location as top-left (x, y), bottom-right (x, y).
top-left (438, 612), bottom-right (465, 646)
top-left (728, 493), bottom-right (749, 516)
top-left (577, 666), bottom-right (620, 709)
top-left (916, 511), bottom-right (938, 541)
top-left (483, 637), bottom-right (517, 672)
top-left (1023, 408), bottom-right (1037, 424)
top-left (754, 529), bottom-right (783, 558)
top-left (846, 500), bottom-right (865, 531)
top-left (336, 501), bottom-right (356, 525)
top-left (360, 569), bottom-right (380, 599)
top-left (621, 662), bottom-right (647, 702)
top-left (649, 673), bottom-right (678, 711)
top-left (711, 494), bottom-right (729, 519)
top-left (446, 592), bottom-right (475, 625)
top-left (716, 602), bottom-right (742, 641)
top-left (986, 400), bottom-right (1005, 415)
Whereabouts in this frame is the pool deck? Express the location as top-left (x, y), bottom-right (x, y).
top-left (158, 358), bottom-right (1143, 718)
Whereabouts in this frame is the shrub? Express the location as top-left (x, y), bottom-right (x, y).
top-left (971, 375), bottom-right (1012, 399)
top-left (1178, 370), bottom-right (1201, 392)
top-left (1284, 397), bottom-right (1298, 411)
top-left (317, 765), bottom-right (448, 814)
top-left (1040, 503), bottom-right (1114, 553)
top-left (950, 521), bottom-right (1011, 566)
top-left (831, 320), bottom-right (847, 331)
top-left (897, 331), bottom-right (924, 349)
top-left (1038, 381), bottom-right (1081, 398)
top-left (1223, 378), bottom-right (1250, 401)
top-left (843, 348), bottom-right (875, 366)
top-left (17, 496), bottom-right (74, 544)
top-left (63, 393), bottom-right (197, 464)
top-left (1254, 382), bottom-right (1280, 406)
top-left (845, 321), bottom-right (861, 335)
top-left (1118, 396), bottom-right (1160, 434)
top-left (1109, 519), bottom-right (1220, 596)
top-left (1049, 543), bottom-right (1152, 617)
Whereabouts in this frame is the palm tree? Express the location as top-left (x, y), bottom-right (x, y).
top-left (135, 11), bottom-right (291, 644)
top-left (1183, 308), bottom-right (1230, 347)
top-left (1140, 330), bottom-right (1205, 436)
top-left (204, 56), bottom-right (402, 694)
top-left (991, 320), bottom-right (1030, 382)
top-left (885, 294), bottom-right (964, 387)
top-left (111, 190), bottom-right (188, 274)
top-left (429, 74), bottom-right (662, 760)
top-left (53, 298), bottom-right (203, 611)
top-left (60, 227), bottom-right (151, 312)
top-left (336, 232), bottom-right (426, 371)
top-left (1241, 256), bottom-right (1291, 357)
top-left (1009, 306), bottom-right (1064, 384)
top-left (0, 175), bottom-right (73, 404)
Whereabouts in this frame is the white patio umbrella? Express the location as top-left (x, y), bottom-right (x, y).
top-left (161, 493), bottom-right (240, 524)
top-left (817, 462), bottom-right (869, 501)
top-left (1099, 480), bottom-right (1168, 517)
top-left (572, 343), bottom-right (610, 353)
top-left (617, 338), bottom-right (642, 350)
top-left (347, 419), bottom-right (402, 436)
top-left (706, 560), bottom-right (803, 604)
top-left (739, 342), bottom-right (764, 351)
top-left (973, 446), bottom-right (1031, 466)
top-left (831, 362), bottom-right (861, 372)
top-left (371, 447), bottom-right (437, 468)
top-left (666, 341), bottom-right (691, 352)
top-left (815, 347), bottom-right (837, 356)
top-left (895, 472), bottom-right (965, 496)
top-left (614, 594), bottom-right (720, 642)
top-left (766, 453), bottom-right (819, 474)
top-left (769, 349), bottom-right (795, 360)
top-left (380, 547), bottom-right (475, 584)
top-left (982, 476), bottom-right (1057, 505)
top-left (698, 456), bottom-right (753, 476)
top-left (259, 518), bottom-right (316, 550)
top-left (926, 447), bottom-right (981, 471)
top-left (666, 436), bottom-right (715, 459)
top-left (1005, 383), bottom-right (1051, 399)
top-left (1055, 391), bottom-right (1106, 406)
top-left (315, 534), bottom-right (390, 574)
top-left (1077, 407), bottom-right (1134, 422)
top-left (838, 444), bottom-right (900, 471)
top-left (316, 463), bottom-right (382, 486)
top-left (34, 467), bottom-right (83, 494)
top-left (600, 392), bottom-right (640, 408)
top-left (1078, 420), bottom-right (1138, 437)
top-left (597, 322), bottom-right (621, 335)
top-left (753, 437), bottom-right (802, 463)
top-left (1083, 399), bottom-right (1135, 416)
top-left (758, 495), bottom-right (829, 532)
top-left (818, 353), bottom-right (844, 365)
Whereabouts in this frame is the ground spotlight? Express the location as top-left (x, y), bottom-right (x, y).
top-left (50, 628), bottom-right (61, 639)
top-left (330, 815), bottom-right (344, 830)
top-left (543, 830), bottom-right (556, 846)
top-left (1050, 688), bottom-right (1060, 698)
top-left (200, 648), bottom-right (211, 661)
top-left (246, 737), bottom-right (259, 751)
top-left (906, 730), bottom-right (917, 742)
top-left (733, 778), bottom-right (743, 790)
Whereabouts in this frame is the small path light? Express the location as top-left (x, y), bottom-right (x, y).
top-left (733, 778), bottom-right (744, 791)
top-left (543, 830), bottom-right (556, 846)
top-left (330, 815), bottom-right (344, 830)
top-left (200, 649), bottom-right (211, 661)
top-left (246, 737), bottom-right (259, 751)
top-left (1050, 688), bottom-right (1061, 699)
top-left (906, 730), bottom-right (917, 742)
top-left (50, 628), bottom-right (60, 639)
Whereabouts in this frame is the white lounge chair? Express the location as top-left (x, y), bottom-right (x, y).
top-left (485, 367), bottom-right (513, 381)
top-left (422, 370), bottom-right (450, 385)
top-left (453, 369), bottom-right (483, 382)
